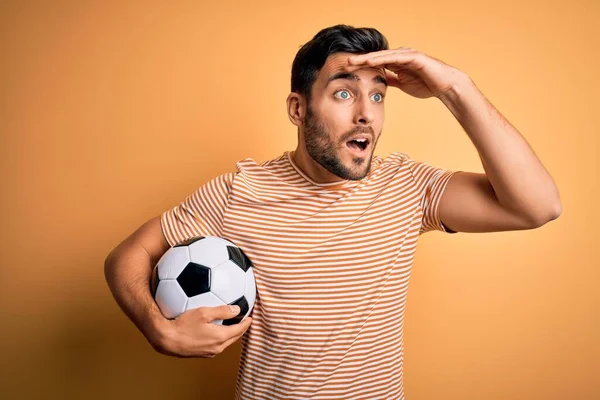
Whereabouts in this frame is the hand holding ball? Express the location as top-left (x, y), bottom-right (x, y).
top-left (150, 236), bottom-right (256, 326)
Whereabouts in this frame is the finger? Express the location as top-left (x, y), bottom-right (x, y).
top-left (179, 304), bottom-right (240, 323)
top-left (176, 305), bottom-right (208, 321)
top-left (207, 304), bottom-right (242, 322)
top-left (348, 48), bottom-right (414, 64)
top-left (218, 316), bottom-right (253, 340)
top-left (349, 47), bottom-right (414, 61)
top-left (363, 53), bottom-right (420, 70)
top-left (220, 324), bottom-right (250, 349)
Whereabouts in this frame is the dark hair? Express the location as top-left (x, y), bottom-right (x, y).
top-left (291, 24), bottom-right (389, 104)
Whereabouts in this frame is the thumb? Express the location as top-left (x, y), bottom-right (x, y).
top-left (208, 304), bottom-right (241, 322)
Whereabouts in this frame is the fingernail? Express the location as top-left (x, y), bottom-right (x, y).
top-left (229, 305), bottom-right (240, 313)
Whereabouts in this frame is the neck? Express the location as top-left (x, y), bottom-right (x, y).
top-left (292, 144), bottom-right (347, 184)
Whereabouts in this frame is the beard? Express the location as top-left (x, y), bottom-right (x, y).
top-left (303, 105), bottom-right (377, 181)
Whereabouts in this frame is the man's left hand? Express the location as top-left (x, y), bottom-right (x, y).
top-left (347, 47), bottom-right (467, 99)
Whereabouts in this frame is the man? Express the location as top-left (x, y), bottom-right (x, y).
top-left (105, 24), bottom-right (561, 399)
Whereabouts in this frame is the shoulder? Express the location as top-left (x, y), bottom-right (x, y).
top-left (371, 151), bottom-right (412, 174)
top-left (377, 152), bottom-right (440, 176)
top-left (198, 154), bottom-right (288, 190)
top-left (236, 152), bottom-right (288, 169)
top-left (370, 152), bottom-right (440, 187)
top-left (234, 152), bottom-right (291, 180)
top-left (377, 151), bottom-right (411, 166)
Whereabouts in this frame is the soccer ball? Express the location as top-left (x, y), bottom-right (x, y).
top-left (150, 236), bottom-right (256, 325)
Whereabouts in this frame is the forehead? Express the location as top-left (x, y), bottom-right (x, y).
top-left (317, 52), bottom-right (385, 83)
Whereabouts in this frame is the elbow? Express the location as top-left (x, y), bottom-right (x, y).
top-left (104, 249), bottom-right (119, 283)
top-left (550, 200), bottom-right (562, 221)
top-left (526, 200), bottom-right (562, 228)
top-left (104, 255), bottom-right (113, 284)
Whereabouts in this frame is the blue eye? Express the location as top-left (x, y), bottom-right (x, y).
top-left (334, 90), bottom-right (384, 102)
top-left (334, 90), bottom-right (351, 100)
top-left (372, 93), bottom-right (384, 103)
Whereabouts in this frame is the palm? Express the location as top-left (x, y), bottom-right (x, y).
top-left (384, 56), bottom-right (454, 99)
top-left (385, 68), bottom-right (435, 99)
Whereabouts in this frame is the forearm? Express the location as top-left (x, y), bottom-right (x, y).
top-left (104, 245), bottom-right (171, 350)
top-left (438, 73), bottom-right (562, 223)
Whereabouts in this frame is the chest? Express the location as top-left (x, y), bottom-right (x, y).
top-left (221, 179), bottom-right (421, 296)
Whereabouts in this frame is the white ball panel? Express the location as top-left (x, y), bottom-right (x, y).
top-left (210, 260), bottom-right (246, 304)
top-left (221, 237), bottom-right (237, 246)
top-left (186, 292), bottom-right (227, 326)
top-left (186, 291), bottom-right (225, 310)
top-left (155, 280), bottom-right (188, 319)
top-left (188, 236), bottom-right (230, 268)
top-left (156, 246), bottom-right (191, 280)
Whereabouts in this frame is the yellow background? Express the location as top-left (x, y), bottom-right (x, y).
top-left (1, 1), bottom-right (598, 399)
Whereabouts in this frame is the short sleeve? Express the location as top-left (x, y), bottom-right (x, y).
top-left (406, 158), bottom-right (461, 235)
top-left (160, 172), bottom-right (236, 247)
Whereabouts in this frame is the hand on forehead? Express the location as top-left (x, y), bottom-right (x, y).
top-left (321, 52), bottom-right (386, 78)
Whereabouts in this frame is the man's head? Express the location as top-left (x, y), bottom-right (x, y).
top-left (287, 25), bottom-right (389, 181)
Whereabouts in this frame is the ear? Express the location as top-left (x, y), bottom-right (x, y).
top-left (286, 92), bottom-right (306, 127)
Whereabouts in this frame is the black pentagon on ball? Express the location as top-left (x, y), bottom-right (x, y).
top-left (176, 262), bottom-right (211, 297)
top-left (173, 236), bottom-right (205, 247)
top-left (222, 296), bottom-right (249, 326)
top-left (227, 246), bottom-right (253, 272)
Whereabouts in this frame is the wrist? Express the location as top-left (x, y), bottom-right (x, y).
top-left (145, 306), bottom-right (175, 353)
top-left (437, 70), bottom-right (477, 118)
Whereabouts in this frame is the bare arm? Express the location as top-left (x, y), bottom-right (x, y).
top-left (104, 215), bottom-right (252, 357)
top-left (104, 216), bottom-right (170, 351)
top-left (437, 73), bottom-right (561, 233)
top-left (347, 49), bottom-right (561, 233)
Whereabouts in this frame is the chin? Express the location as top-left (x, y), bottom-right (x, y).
top-left (346, 163), bottom-right (370, 180)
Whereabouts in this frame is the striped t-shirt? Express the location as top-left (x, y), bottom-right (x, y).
top-left (160, 150), bottom-right (460, 400)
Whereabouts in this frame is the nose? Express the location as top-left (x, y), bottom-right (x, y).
top-left (353, 95), bottom-right (375, 126)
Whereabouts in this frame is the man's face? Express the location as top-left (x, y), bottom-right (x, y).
top-left (302, 52), bottom-right (387, 181)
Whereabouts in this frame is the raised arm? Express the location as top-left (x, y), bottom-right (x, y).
top-left (435, 73), bottom-right (561, 233)
top-left (348, 48), bottom-right (562, 233)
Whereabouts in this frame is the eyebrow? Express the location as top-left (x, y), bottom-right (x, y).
top-left (325, 72), bottom-right (388, 88)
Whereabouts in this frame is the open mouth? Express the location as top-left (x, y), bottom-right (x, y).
top-left (346, 138), bottom-right (370, 155)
